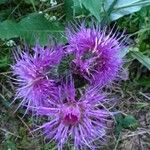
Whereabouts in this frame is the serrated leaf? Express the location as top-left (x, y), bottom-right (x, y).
top-left (81, 0), bottom-right (103, 22)
top-left (131, 51), bottom-right (150, 70)
top-left (0, 13), bottom-right (64, 45)
top-left (18, 13), bottom-right (64, 45)
top-left (122, 115), bottom-right (138, 129)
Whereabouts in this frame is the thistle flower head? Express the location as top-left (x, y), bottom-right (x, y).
top-left (66, 23), bottom-right (126, 86)
top-left (12, 44), bottom-right (64, 109)
top-left (34, 79), bottom-right (112, 149)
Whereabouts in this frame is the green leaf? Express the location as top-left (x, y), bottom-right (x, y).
top-left (115, 114), bottom-right (139, 138)
top-left (64, 0), bottom-right (74, 19)
top-left (0, 13), bottom-right (64, 45)
top-left (104, 0), bottom-right (150, 21)
top-left (18, 13), bottom-right (64, 45)
top-left (0, 20), bottom-right (19, 39)
top-left (81, 0), bottom-right (103, 22)
top-left (0, 9), bottom-right (11, 21)
top-left (131, 51), bottom-right (150, 70)
top-left (64, 0), bottom-right (150, 22)
top-left (71, 0), bottom-right (88, 17)
top-left (122, 115), bottom-right (138, 129)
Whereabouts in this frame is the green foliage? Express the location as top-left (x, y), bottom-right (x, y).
top-left (64, 0), bottom-right (88, 19)
top-left (0, 0), bottom-right (150, 46)
top-left (0, 55), bottom-right (10, 68)
top-left (0, 13), bottom-right (64, 45)
top-left (115, 114), bottom-right (139, 138)
top-left (117, 6), bottom-right (150, 70)
top-left (0, 8), bottom-right (12, 21)
top-left (0, 20), bottom-right (19, 39)
top-left (64, 0), bottom-right (150, 22)
top-left (105, 0), bottom-right (150, 21)
top-left (0, 45), bottom-right (11, 71)
top-left (81, 0), bottom-right (103, 22)
top-left (64, 0), bottom-right (74, 19)
top-left (122, 115), bottom-right (139, 129)
top-left (131, 50), bottom-right (150, 70)
top-left (19, 13), bottom-right (64, 45)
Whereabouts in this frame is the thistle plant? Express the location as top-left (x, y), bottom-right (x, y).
top-left (12, 23), bottom-right (127, 150)
top-left (66, 24), bottom-right (126, 86)
top-left (33, 79), bottom-right (112, 150)
top-left (12, 45), bottom-right (64, 110)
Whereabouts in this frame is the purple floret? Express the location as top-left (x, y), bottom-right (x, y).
top-left (34, 79), bottom-right (112, 150)
top-left (12, 44), bottom-right (64, 110)
top-left (66, 23), bottom-right (126, 86)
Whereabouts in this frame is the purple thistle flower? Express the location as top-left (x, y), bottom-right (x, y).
top-left (66, 23), bottom-right (127, 86)
top-left (34, 79), bottom-right (112, 149)
top-left (12, 44), bottom-right (64, 110)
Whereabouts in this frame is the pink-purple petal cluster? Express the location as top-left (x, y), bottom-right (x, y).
top-left (12, 45), bottom-right (63, 109)
top-left (34, 81), bottom-right (111, 150)
top-left (67, 24), bottom-right (125, 86)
